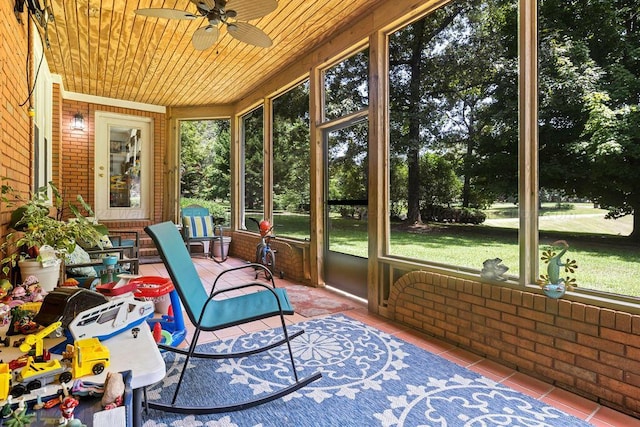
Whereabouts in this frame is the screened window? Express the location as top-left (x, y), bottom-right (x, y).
top-left (388, 0), bottom-right (519, 276)
top-left (537, 2), bottom-right (640, 298)
top-left (323, 50), bottom-right (369, 122)
top-left (272, 81), bottom-right (311, 240)
top-left (242, 107), bottom-right (264, 229)
top-left (179, 119), bottom-right (231, 224)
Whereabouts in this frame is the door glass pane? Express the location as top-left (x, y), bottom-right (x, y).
top-left (327, 120), bottom-right (369, 257)
top-left (109, 126), bottom-right (141, 208)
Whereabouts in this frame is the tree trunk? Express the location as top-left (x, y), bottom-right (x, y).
top-left (407, 147), bottom-right (421, 223)
top-left (404, 20), bottom-right (426, 224)
top-left (631, 211), bottom-right (640, 241)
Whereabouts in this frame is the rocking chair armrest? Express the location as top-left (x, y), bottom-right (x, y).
top-left (197, 281), bottom-right (286, 327)
top-left (211, 263), bottom-right (275, 294)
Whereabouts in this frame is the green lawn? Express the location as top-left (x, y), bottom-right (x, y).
top-left (271, 204), bottom-right (639, 297)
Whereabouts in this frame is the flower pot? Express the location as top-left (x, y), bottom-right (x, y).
top-left (212, 237), bottom-right (231, 259)
top-left (18, 259), bottom-right (61, 293)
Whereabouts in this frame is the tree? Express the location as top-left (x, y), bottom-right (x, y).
top-left (420, 152), bottom-right (461, 207)
top-left (207, 120), bottom-right (231, 201)
top-left (243, 108), bottom-right (264, 212)
top-left (390, 0), bottom-right (516, 221)
top-left (536, 0), bottom-right (640, 237)
top-left (582, 95), bottom-right (640, 239)
top-left (180, 119), bottom-right (230, 202)
top-left (273, 82), bottom-right (311, 213)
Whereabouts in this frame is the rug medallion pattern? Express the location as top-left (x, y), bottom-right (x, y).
top-left (142, 315), bottom-right (590, 426)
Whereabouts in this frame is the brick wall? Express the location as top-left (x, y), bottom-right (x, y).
top-left (229, 231), bottom-right (309, 283)
top-left (1, 3), bottom-right (32, 246)
top-left (388, 270), bottom-right (640, 418)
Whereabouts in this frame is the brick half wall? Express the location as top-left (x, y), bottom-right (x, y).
top-left (388, 270), bottom-right (640, 418)
top-left (229, 232), bottom-right (309, 284)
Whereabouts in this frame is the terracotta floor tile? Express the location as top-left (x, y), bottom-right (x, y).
top-left (589, 405), bottom-right (640, 426)
top-left (502, 372), bottom-right (555, 399)
top-left (542, 388), bottom-right (600, 420)
top-left (468, 359), bottom-right (516, 382)
top-left (394, 331), bottom-right (456, 355)
top-left (440, 347), bottom-right (484, 367)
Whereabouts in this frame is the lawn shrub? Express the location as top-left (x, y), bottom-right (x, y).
top-left (421, 204), bottom-right (486, 224)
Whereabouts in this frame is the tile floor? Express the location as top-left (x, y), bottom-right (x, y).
top-left (139, 257), bottom-right (640, 426)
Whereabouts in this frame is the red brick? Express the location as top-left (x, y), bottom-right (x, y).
top-left (576, 355), bottom-right (623, 381)
top-left (536, 322), bottom-right (577, 342)
top-left (576, 333), bottom-right (624, 355)
top-left (615, 312), bottom-right (632, 333)
top-left (554, 359), bottom-right (596, 383)
top-left (535, 342), bottom-right (575, 364)
top-left (518, 307), bottom-right (555, 325)
top-left (600, 327), bottom-right (635, 345)
top-left (600, 308), bottom-right (617, 328)
top-left (554, 338), bottom-right (598, 360)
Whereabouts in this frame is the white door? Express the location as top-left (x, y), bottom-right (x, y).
top-left (95, 112), bottom-right (153, 220)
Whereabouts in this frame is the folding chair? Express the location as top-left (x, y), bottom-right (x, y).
top-left (181, 205), bottom-right (216, 257)
top-left (144, 221), bottom-right (321, 414)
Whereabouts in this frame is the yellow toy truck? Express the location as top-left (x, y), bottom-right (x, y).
top-left (9, 322), bottom-right (110, 398)
top-left (68, 337), bottom-right (110, 378)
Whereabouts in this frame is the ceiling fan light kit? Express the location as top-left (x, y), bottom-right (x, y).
top-left (135, 0), bottom-right (277, 50)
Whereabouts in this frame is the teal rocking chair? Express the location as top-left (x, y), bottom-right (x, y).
top-left (144, 221), bottom-right (321, 414)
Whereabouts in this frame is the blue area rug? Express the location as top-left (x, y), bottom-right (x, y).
top-left (141, 315), bottom-right (590, 426)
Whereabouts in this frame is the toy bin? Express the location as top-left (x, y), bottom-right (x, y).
top-left (130, 276), bottom-right (186, 348)
top-left (131, 276), bottom-right (174, 314)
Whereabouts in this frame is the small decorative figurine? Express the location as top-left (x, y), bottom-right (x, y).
top-left (59, 395), bottom-right (80, 425)
top-left (537, 240), bottom-right (579, 299)
top-left (480, 258), bottom-right (509, 281)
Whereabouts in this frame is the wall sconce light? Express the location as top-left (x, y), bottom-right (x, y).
top-left (71, 112), bottom-right (85, 131)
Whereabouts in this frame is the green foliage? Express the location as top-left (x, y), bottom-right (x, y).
top-left (243, 108), bottom-right (265, 212)
top-left (580, 95), bottom-right (640, 237)
top-left (0, 181), bottom-right (104, 275)
top-left (273, 81), bottom-right (311, 215)
top-left (180, 119), bottom-right (231, 201)
top-left (419, 152), bottom-right (461, 207)
top-left (386, 0), bottom-right (640, 238)
top-left (420, 205), bottom-right (486, 225)
top-left (324, 50), bottom-right (369, 121)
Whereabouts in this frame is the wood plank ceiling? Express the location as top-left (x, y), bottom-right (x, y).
top-left (43, 0), bottom-right (385, 107)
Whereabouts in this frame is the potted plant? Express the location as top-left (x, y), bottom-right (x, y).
top-left (1, 180), bottom-right (105, 291)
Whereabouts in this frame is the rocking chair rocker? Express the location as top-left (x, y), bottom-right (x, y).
top-left (144, 221), bottom-right (321, 414)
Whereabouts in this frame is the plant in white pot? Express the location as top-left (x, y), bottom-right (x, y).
top-left (1, 180), bottom-right (105, 291)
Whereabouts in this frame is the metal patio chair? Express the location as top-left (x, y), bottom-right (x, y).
top-left (144, 221), bottom-right (321, 414)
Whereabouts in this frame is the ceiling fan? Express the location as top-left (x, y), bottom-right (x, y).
top-left (135, 0), bottom-right (277, 50)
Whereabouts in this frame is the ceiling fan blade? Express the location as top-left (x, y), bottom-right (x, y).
top-left (135, 8), bottom-right (198, 20)
top-left (225, 0), bottom-right (278, 21)
top-left (189, 0), bottom-right (216, 12)
top-left (227, 22), bottom-right (272, 48)
top-left (192, 25), bottom-right (220, 50)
